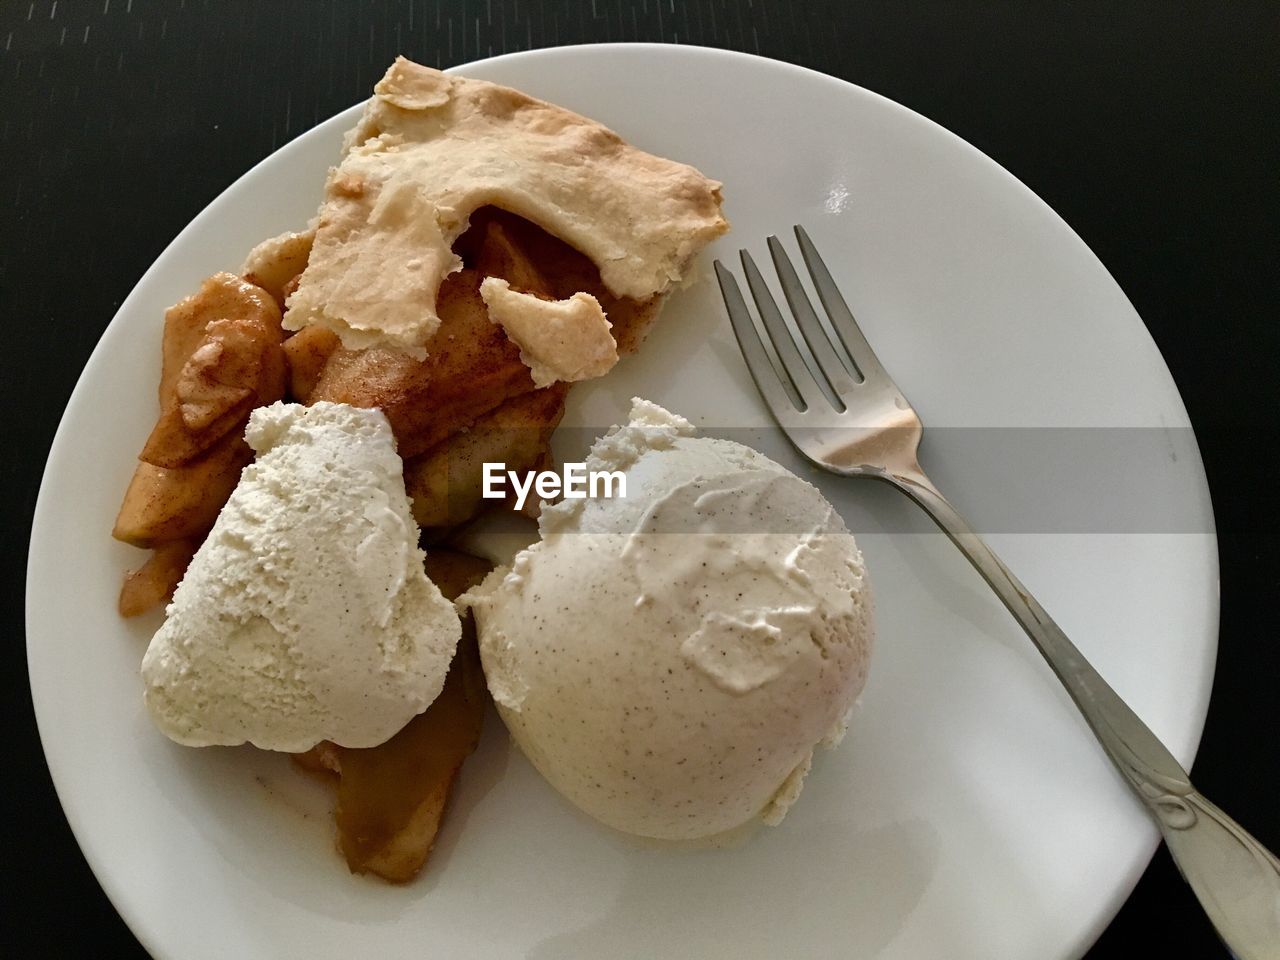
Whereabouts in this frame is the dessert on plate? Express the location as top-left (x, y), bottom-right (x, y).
top-left (118, 55), bottom-right (728, 616)
top-left (112, 55), bottom-right (731, 881)
top-left (110, 55), bottom-right (873, 883)
top-left (281, 56), bottom-right (727, 357)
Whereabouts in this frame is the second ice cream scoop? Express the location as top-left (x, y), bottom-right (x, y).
top-left (463, 400), bottom-right (873, 840)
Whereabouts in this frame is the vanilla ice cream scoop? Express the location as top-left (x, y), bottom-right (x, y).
top-left (141, 401), bottom-right (461, 751)
top-left (463, 400), bottom-right (873, 840)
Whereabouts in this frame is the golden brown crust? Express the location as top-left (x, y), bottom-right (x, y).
top-left (479, 279), bottom-right (617, 388)
top-left (286, 56), bottom-right (726, 355)
top-left (469, 209), bottom-right (665, 356)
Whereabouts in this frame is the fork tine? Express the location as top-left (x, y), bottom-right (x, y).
top-left (714, 261), bottom-right (805, 422)
top-left (739, 250), bottom-right (830, 412)
top-left (766, 235), bottom-right (860, 396)
top-left (794, 225), bottom-right (889, 384)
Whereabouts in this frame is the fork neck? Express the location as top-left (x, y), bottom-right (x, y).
top-left (884, 465), bottom-right (974, 549)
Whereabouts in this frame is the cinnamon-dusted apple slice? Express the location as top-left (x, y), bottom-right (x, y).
top-left (295, 550), bottom-right (493, 883)
top-left (292, 211), bottom-right (563, 458)
top-left (282, 326), bottom-right (341, 401)
top-left (113, 434), bottom-right (251, 550)
top-left (117, 539), bottom-right (198, 618)
top-left (299, 267), bottom-right (537, 459)
top-left (138, 274), bottom-right (286, 469)
top-left (404, 383), bottom-right (569, 532)
top-left (241, 229), bottom-right (315, 309)
top-left (113, 273), bottom-right (287, 612)
top-left (289, 209), bottom-right (669, 473)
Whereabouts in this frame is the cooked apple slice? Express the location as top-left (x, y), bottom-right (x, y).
top-left (300, 267), bottom-right (542, 459)
top-left (292, 210), bottom-right (663, 469)
top-left (461, 208), bottom-right (552, 294)
top-left (113, 432), bottom-right (251, 548)
top-left (117, 539), bottom-right (198, 617)
top-left (330, 629), bottom-right (486, 881)
top-left (404, 383), bottom-right (568, 532)
top-left (139, 274), bottom-right (287, 469)
top-left (241, 228), bottom-right (315, 309)
top-left (292, 212), bottom-right (558, 458)
top-left (115, 273), bottom-right (287, 610)
top-left (283, 325), bottom-right (341, 402)
top-left (420, 550), bottom-right (495, 603)
top-left (294, 550), bottom-right (492, 883)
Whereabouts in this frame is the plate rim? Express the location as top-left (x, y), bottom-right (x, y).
top-left (26, 42), bottom-right (1220, 960)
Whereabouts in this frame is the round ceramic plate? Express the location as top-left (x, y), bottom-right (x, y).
top-left (27, 45), bottom-right (1217, 960)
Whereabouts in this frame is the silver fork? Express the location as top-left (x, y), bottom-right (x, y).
top-left (716, 226), bottom-right (1280, 959)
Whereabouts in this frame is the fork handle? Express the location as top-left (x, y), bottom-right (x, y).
top-left (893, 468), bottom-right (1280, 959)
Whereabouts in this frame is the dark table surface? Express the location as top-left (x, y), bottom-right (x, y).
top-left (4, 2), bottom-right (1277, 957)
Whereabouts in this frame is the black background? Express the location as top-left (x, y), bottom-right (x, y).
top-left (3, 2), bottom-right (1277, 957)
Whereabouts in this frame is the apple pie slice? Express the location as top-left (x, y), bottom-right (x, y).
top-left (117, 54), bottom-right (728, 883)
top-left (285, 56), bottom-right (727, 357)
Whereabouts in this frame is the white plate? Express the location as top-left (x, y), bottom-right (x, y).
top-left (27, 45), bottom-right (1217, 960)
